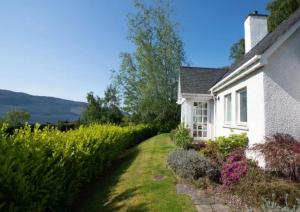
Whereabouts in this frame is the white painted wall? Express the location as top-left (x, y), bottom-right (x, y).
top-left (214, 70), bottom-right (265, 146)
top-left (263, 28), bottom-right (300, 140)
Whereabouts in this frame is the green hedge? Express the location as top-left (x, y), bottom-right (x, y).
top-left (0, 124), bottom-right (156, 211)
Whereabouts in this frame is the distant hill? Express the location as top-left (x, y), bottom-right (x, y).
top-left (0, 89), bottom-right (86, 124)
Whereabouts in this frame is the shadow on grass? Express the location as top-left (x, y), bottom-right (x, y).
top-left (70, 146), bottom-right (147, 212)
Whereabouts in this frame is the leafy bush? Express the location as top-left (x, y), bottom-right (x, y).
top-left (173, 124), bottom-right (193, 149)
top-left (215, 133), bottom-right (248, 156)
top-left (167, 149), bottom-right (218, 182)
top-left (189, 142), bottom-right (206, 151)
top-left (0, 124), bottom-right (156, 211)
top-left (169, 129), bottom-right (176, 142)
top-left (221, 149), bottom-right (248, 188)
top-left (252, 133), bottom-right (300, 181)
top-left (201, 141), bottom-right (225, 167)
top-left (233, 163), bottom-right (300, 208)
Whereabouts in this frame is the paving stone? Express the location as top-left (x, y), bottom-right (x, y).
top-left (211, 204), bottom-right (231, 212)
top-left (176, 182), bottom-right (232, 212)
top-left (195, 204), bottom-right (213, 212)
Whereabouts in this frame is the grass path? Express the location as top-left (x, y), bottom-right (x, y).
top-left (74, 134), bottom-right (195, 212)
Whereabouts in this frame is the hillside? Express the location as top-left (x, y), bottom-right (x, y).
top-left (0, 89), bottom-right (86, 123)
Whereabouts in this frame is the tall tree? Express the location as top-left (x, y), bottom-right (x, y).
top-left (81, 92), bottom-right (103, 124)
top-left (229, 39), bottom-right (245, 62)
top-left (115, 0), bottom-right (185, 132)
top-left (267, 0), bottom-right (300, 32)
top-left (102, 84), bottom-right (123, 124)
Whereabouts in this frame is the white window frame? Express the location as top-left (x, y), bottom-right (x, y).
top-left (236, 88), bottom-right (247, 126)
top-left (224, 93), bottom-right (232, 125)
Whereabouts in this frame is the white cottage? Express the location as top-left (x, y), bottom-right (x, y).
top-left (177, 10), bottom-right (300, 147)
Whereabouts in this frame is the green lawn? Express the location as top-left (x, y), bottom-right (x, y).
top-left (74, 134), bottom-right (195, 212)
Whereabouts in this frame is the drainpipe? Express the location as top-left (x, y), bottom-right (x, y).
top-left (213, 93), bottom-right (218, 139)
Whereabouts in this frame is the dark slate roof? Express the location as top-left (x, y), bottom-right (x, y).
top-left (224, 8), bottom-right (300, 78)
top-left (180, 67), bottom-right (227, 94)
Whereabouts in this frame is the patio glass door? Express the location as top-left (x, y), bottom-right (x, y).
top-left (192, 102), bottom-right (208, 139)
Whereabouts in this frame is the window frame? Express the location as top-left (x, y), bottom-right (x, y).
top-left (224, 93), bottom-right (232, 125)
top-left (236, 87), bottom-right (247, 126)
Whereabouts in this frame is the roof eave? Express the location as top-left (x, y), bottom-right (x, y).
top-left (210, 55), bottom-right (263, 93)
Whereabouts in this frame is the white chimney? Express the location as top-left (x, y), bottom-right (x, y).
top-left (244, 11), bottom-right (268, 53)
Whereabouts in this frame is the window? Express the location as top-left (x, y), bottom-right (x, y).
top-left (237, 88), bottom-right (247, 124)
top-left (224, 94), bottom-right (232, 124)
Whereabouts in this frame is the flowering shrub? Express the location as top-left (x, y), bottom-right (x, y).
top-left (221, 149), bottom-right (248, 188)
top-left (252, 133), bottom-right (300, 181)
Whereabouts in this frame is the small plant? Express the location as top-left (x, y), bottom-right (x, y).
top-left (201, 141), bottom-right (225, 167)
top-left (167, 149), bottom-right (217, 181)
top-left (252, 133), bottom-right (300, 181)
top-left (221, 149), bottom-right (248, 188)
top-left (173, 124), bottom-right (193, 149)
top-left (260, 196), bottom-right (300, 212)
top-left (215, 133), bottom-right (248, 156)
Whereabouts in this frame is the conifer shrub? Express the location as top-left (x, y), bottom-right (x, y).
top-left (0, 124), bottom-right (156, 211)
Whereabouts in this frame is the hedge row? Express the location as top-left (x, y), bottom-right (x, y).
top-left (0, 124), bottom-right (156, 211)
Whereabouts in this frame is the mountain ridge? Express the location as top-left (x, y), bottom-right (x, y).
top-left (0, 89), bottom-right (86, 123)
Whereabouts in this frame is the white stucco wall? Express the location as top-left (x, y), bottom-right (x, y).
top-left (263, 28), bottom-right (300, 140)
top-left (214, 70), bottom-right (265, 146)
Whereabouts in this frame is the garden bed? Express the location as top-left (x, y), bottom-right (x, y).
top-left (168, 126), bottom-right (300, 211)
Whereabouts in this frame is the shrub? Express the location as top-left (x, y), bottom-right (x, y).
top-left (169, 129), bottom-right (176, 142)
top-left (167, 149), bottom-right (218, 181)
top-left (173, 124), bottom-right (193, 149)
top-left (201, 141), bottom-right (225, 167)
top-left (221, 149), bottom-right (248, 188)
top-left (0, 124), bottom-right (156, 211)
top-left (260, 198), bottom-right (300, 212)
top-left (234, 163), bottom-right (300, 208)
top-left (252, 133), bottom-right (300, 181)
top-left (189, 142), bottom-right (206, 151)
top-left (215, 133), bottom-right (248, 156)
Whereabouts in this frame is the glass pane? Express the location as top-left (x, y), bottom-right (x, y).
top-left (198, 131), bottom-right (202, 137)
top-left (194, 102), bottom-right (197, 106)
top-left (239, 90), bottom-right (247, 122)
top-left (203, 117), bottom-right (207, 123)
top-left (193, 131), bottom-right (197, 137)
top-left (203, 132), bottom-right (207, 137)
top-left (203, 110), bottom-right (207, 115)
top-left (225, 95), bottom-right (232, 122)
top-left (193, 124), bottom-right (196, 130)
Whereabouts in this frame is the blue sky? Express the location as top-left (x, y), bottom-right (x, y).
top-left (0, 0), bottom-right (269, 102)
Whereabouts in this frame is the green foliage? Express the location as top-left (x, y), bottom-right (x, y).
top-left (214, 133), bottom-right (248, 156)
top-left (201, 141), bottom-right (225, 167)
top-left (0, 124), bottom-right (156, 211)
top-left (81, 92), bottom-right (103, 124)
top-left (173, 124), bottom-right (192, 149)
top-left (230, 39), bottom-right (245, 62)
top-left (82, 85), bottom-right (123, 124)
top-left (267, 0), bottom-right (300, 32)
top-left (115, 0), bottom-right (185, 132)
top-left (168, 149), bottom-right (217, 181)
top-left (2, 110), bottom-right (30, 127)
top-left (260, 198), bottom-right (300, 212)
